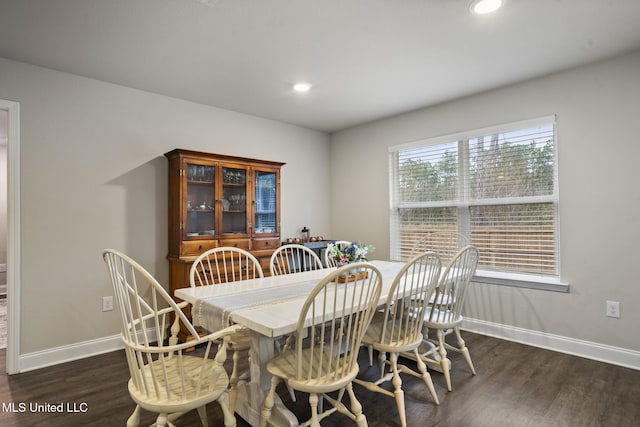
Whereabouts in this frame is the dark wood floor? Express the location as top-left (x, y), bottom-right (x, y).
top-left (0, 332), bottom-right (638, 426)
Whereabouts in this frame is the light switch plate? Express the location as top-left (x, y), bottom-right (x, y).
top-left (102, 296), bottom-right (114, 312)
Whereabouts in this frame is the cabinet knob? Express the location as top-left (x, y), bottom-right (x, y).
top-left (198, 245), bottom-right (203, 251)
top-left (234, 243), bottom-right (238, 247)
top-left (265, 241), bottom-right (270, 246)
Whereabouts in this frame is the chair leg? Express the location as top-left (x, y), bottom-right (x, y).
top-left (259, 375), bottom-right (280, 427)
top-left (389, 353), bottom-right (406, 427)
top-left (346, 382), bottom-right (368, 427)
top-left (454, 327), bottom-right (476, 375)
top-left (196, 405), bottom-right (208, 427)
top-left (309, 393), bottom-right (320, 427)
top-left (286, 382), bottom-right (297, 402)
top-left (155, 413), bottom-right (169, 427)
top-left (412, 347), bottom-right (439, 405)
top-left (378, 350), bottom-right (387, 380)
top-left (126, 405), bottom-right (141, 427)
top-left (218, 391), bottom-right (237, 427)
top-left (436, 329), bottom-right (452, 391)
top-left (229, 349), bottom-right (240, 414)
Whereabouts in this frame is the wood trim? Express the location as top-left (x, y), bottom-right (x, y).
top-left (462, 317), bottom-right (640, 370)
top-left (1, 99), bottom-right (20, 374)
top-left (165, 149), bottom-right (283, 341)
top-left (164, 148), bottom-right (285, 168)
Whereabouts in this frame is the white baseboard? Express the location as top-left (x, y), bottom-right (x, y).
top-left (463, 317), bottom-right (640, 371)
top-left (18, 334), bottom-right (124, 373)
top-left (16, 320), bottom-right (640, 373)
top-left (18, 327), bottom-right (163, 373)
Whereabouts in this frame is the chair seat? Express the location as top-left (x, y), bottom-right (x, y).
top-left (423, 307), bottom-right (463, 329)
top-left (362, 311), bottom-right (423, 353)
top-left (266, 347), bottom-right (360, 394)
top-left (128, 354), bottom-right (230, 414)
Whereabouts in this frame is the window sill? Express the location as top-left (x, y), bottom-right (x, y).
top-left (473, 270), bottom-right (569, 293)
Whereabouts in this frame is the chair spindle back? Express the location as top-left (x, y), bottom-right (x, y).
top-left (270, 244), bottom-right (324, 276)
top-left (380, 252), bottom-right (442, 347)
top-left (294, 262), bottom-right (382, 383)
top-left (427, 245), bottom-right (479, 324)
top-left (190, 246), bottom-right (264, 286)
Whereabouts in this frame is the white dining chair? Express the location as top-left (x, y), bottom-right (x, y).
top-left (190, 246), bottom-right (264, 414)
top-left (323, 240), bottom-right (352, 267)
top-left (354, 252), bottom-right (442, 427)
top-left (191, 246), bottom-right (264, 286)
top-left (270, 244), bottom-right (324, 276)
top-left (103, 249), bottom-right (242, 427)
top-left (269, 243), bottom-right (324, 402)
top-left (419, 245), bottom-right (479, 392)
top-left (259, 263), bottom-right (383, 427)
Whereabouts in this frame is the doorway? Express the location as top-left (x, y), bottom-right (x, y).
top-left (0, 99), bottom-right (20, 374)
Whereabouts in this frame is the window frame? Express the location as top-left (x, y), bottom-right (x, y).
top-left (389, 115), bottom-right (568, 292)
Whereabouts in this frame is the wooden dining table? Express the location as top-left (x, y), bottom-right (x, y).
top-left (175, 259), bottom-right (407, 427)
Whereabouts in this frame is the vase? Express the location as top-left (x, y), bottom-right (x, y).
top-left (341, 260), bottom-right (361, 275)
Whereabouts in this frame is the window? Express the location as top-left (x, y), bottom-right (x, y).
top-left (389, 116), bottom-right (564, 290)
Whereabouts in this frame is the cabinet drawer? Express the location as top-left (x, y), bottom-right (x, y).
top-left (181, 240), bottom-right (218, 256)
top-left (252, 238), bottom-right (281, 251)
top-left (219, 238), bottom-right (251, 250)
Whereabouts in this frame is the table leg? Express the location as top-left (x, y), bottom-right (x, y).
top-left (232, 331), bottom-right (299, 427)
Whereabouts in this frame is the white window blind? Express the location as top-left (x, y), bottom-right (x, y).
top-left (254, 171), bottom-right (277, 232)
top-left (389, 116), bottom-right (559, 279)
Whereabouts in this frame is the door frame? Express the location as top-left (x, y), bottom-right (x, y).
top-left (1, 99), bottom-right (21, 374)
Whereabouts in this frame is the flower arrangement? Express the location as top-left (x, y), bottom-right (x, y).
top-left (326, 242), bottom-right (375, 265)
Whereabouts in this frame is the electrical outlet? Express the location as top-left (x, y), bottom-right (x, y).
top-left (606, 300), bottom-right (620, 318)
top-left (102, 296), bottom-right (114, 312)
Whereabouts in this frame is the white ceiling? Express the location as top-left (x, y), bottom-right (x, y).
top-left (1, 0), bottom-right (640, 133)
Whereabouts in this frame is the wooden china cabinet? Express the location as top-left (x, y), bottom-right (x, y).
top-left (165, 149), bottom-right (284, 337)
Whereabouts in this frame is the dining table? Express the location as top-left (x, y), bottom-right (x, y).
top-left (175, 259), bottom-right (407, 427)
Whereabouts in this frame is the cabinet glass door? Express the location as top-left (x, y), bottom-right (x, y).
top-left (254, 170), bottom-right (278, 234)
top-left (221, 167), bottom-right (247, 235)
top-left (185, 162), bottom-right (216, 238)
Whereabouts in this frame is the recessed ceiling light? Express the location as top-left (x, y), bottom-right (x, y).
top-left (470, 0), bottom-right (503, 15)
top-left (293, 82), bottom-right (312, 93)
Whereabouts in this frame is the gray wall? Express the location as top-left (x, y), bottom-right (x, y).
top-left (330, 50), bottom-right (640, 353)
top-left (0, 57), bottom-right (331, 354)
